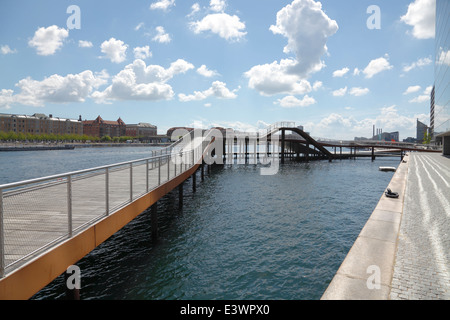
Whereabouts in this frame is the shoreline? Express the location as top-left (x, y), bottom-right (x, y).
top-left (0, 142), bottom-right (171, 151)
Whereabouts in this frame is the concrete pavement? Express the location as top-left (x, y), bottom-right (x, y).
top-left (390, 153), bottom-right (450, 300)
top-left (322, 152), bottom-right (449, 300)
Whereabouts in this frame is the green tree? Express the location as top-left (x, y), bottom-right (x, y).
top-left (423, 132), bottom-right (431, 144)
top-left (101, 135), bottom-right (112, 142)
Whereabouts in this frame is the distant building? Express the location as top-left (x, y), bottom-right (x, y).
top-left (166, 127), bottom-right (194, 141)
top-left (403, 137), bottom-right (416, 143)
top-left (0, 113), bottom-right (83, 136)
top-left (416, 119), bottom-right (428, 144)
top-left (126, 123), bottom-right (157, 137)
top-left (371, 129), bottom-right (399, 142)
top-left (82, 116), bottom-right (126, 138)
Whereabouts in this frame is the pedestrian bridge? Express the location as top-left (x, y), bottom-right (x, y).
top-left (0, 122), bottom-right (439, 299)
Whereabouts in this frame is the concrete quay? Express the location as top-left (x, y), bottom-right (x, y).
top-left (322, 152), bottom-right (449, 300)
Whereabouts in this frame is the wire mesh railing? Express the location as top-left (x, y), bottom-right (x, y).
top-left (0, 129), bottom-right (212, 278)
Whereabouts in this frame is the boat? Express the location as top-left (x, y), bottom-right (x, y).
top-left (379, 166), bottom-right (396, 172)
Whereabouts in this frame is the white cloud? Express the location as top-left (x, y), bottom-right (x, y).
top-left (409, 85), bottom-right (432, 103)
top-left (269, 0), bottom-right (338, 77)
top-left (135, 22), bottom-right (144, 31)
top-left (78, 40), bottom-right (93, 48)
top-left (190, 13), bottom-right (247, 42)
top-left (197, 65), bottom-right (219, 77)
top-left (100, 38), bottom-right (128, 63)
top-left (332, 87), bottom-right (347, 97)
top-left (305, 105), bottom-right (428, 140)
top-left (332, 67), bottom-right (349, 77)
top-left (0, 89), bottom-right (14, 109)
top-left (402, 56), bottom-right (432, 72)
top-left (1, 45), bottom-right (17, 55)
top-left (362, 55), bottom-right (393, 78)
top-left (1, 70), bottom-right (108, 108)
top-left (210, 0), bottom-right (226, 12)
top-left (92, 59), bottom-right (194, 103)
top-left (423, 85), bottom-right (433, 95)
top-left (187, 3), bottom-right (200, 17)
top-left (400, 0), bottom-right (435, 39)
top-left (244, 59), bottom-right (312, 96)
top-left (353, 68), bottom-right (361, 76)
top-left (332, 86), bottom-right (369, 97)
top-left (152, 26), bottom-right (171, 43)
top-left (409, 95), bottom-right (429, 103)
top-left (312, 81), bottom-right (323, 91)
top-left (28, 25), bottom-right (69, 56)
top-left (275, 95), bottom-right (316, 108)
top-left (403, 85), bottom-right (421, 95)
top-left (245, 0), bottom-right (337, 96)
top-left (133, 46), bottom-right (152, 60)
top-left (150, 0), bottom-right (175, 11)
top-left (178, 80), bottom-right (238, 101)
top-left (349, 87), bottom-right (370, 96)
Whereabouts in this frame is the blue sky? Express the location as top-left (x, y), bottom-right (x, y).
top-left (0, 0), bottom-right (436, 139)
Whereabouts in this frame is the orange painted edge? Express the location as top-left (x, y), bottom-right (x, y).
top-left (0, 163), bottom-right (201, 300)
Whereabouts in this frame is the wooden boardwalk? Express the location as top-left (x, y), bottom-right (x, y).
top-left (2, 159), bottom-right (182, 273)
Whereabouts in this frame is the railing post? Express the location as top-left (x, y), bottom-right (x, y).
top-left (67, 175), bottom-right (73, 238)
top-left (146, 159), bottom-right (149, 193)
top-left (0, 189), bottom-right (5, 278)
top-left (105, 167), bottom-right (109, 215)
top-left (167, 155), bottom-right (170, 181)
top-left (158, 156), bottom-right (161, 185)
top-left (130, 163), bottom-right (133, 202)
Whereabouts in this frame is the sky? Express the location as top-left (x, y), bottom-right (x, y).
top-left (0, 0), bottom-right (437, 140)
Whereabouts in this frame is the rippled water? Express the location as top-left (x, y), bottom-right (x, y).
top-left (12, 148), bottom-right (399, 300)
top-left (0, 146), bottom-right (161, 184)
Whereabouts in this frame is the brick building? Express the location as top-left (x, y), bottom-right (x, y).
top-left (126, 122), bottom-right (157, 137)
top-left (82, 116), bottom-right (126, 138)
top-left (0, 113), bottom-right (83, 135)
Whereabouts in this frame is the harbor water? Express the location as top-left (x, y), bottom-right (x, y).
top-left (0, 146), bottom-right (398, 299)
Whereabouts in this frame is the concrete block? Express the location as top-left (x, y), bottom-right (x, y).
top-left (336, 236), bottom-right (397, 286)
top-left (321, 274), bottom-right (391, 300)
top-left (359, 219), bottom-right (400, 243)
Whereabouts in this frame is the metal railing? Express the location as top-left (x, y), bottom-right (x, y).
top-left (265, 122), bottom-right (297, 134)
top-left (0, 130), bottom-right (213, 278)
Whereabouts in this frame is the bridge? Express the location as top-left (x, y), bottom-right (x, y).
top-left (0, 122), bottom-right (439, 299)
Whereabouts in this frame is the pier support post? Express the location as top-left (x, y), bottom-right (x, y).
top-left (151, 202), bottom-right (158, 242)
top-left (192, 171), bottom-right (196, 193)
top-left (64, 267), bottom-right (80, 300)
top-left (201, 162), bottom-right (204, 181)
top-left (179, 182), bottom-right (183, 209)
top-left (371, 147), bottom-right (375, 161)
top-left (306, 143), bottom-right (309, 163)
top-left (245, 138), bottom-right (249, 164)
top-left (281, 129), bottom-right (285, 164)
